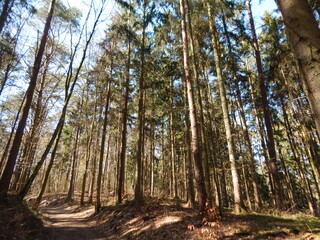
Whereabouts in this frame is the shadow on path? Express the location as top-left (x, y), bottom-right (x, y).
top-left (39, 203), bottom-right (104, 240)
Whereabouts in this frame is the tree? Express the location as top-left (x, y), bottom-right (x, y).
top-left (275, 0), bottom-right (320, 136)
top-left (134, 0), bottom-right (153, 203)
top-left (221, 11), bottom-right (261, 210)
top-left (0, 0), bottom-right (15, 34)
top-left (0, 0), bottom-right (56, 199)
top-left (18, 0), bottom-right (105, 199)
top-left (118, 27), bottom-right (131, 204)
top-left (246, 0), bottom-right (283, 210)
top-left (205, 0), bottom-right (244, 213)
top-left (96, 59), bottom-right (112, 211)
top-left (180, 0), bottom-right (207, 212)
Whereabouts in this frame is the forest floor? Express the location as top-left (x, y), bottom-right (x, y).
top-left (1, 194), bottom-right (320, 239)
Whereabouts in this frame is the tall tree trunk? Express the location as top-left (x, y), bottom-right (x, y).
top-left (66, 127), bottom-right (81, 202)
top-left (134, 0), bottom-right (147, 203)
top-left (89, 126), bottom-right (101, 204)
top-left (184, 82), bottom-right (196, 208)
top-left (81, 92), bottom-right (97, 205)
top-left (222, 13), bottom-right (261, 210)
top-left (96, 76), bottom-right (112, 211)
top-left (202, 68), bottom-right (224, 212)
top-left (16, 53), bottom-right (51, 192)
top-left (276, 0), bottom-right (320, 135)
top-left (203, 80), bottom-right (223, 214)
top-left (187, 1), bottom-right (213, 206)
top-left (36, 126), bottom-right (63, 204)
top-left (18, 3), bottom-right (104, 199)
top-left (149, 124), bottom-right (155, 197)
top-left (0, 95), bottom-right (25, 176)
top-left (115, 108), bottom-right (122, 200)
top-left (103, 135), bottom-right (111, 197)
top-left (169, 76), bottom-right (178, 198)
top-left (0, 0), bottom-right (56, 199)
top-left (246, 0), bottom-right (283, 210)
top-left (246, 67), bottom-right (275, 204)
top-left (206, 1), bottom-right (244, 213)
top-left (280, 99), bottom-right (301, 209)
top-left (118, 39), bottom-right (131, 204)
top-left (180, 0), bottom-right (207, 212)
top-left (277, 144), bottom-right (297, 209)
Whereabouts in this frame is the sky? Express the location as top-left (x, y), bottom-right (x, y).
top-left (59, 0), bottom-right (279, 49)
top-left (252, 0), bottom-right (277, 16)
top-left (62, 0), bottom-right (279, 23)
top-left (59, 0), bottom-right (279, 44)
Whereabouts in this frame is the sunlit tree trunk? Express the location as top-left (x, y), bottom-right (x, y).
top-left (277, 144), bottom-right (297, 209)
top-left (102, 135), bottom-right (111, 197)
top-left (222, 13), bottom-right (261, 210)
top-left (276, 0), bottom-right (320, 135)
top-left (67, 127), bottom-right (81, 202)
top-left (187, 1), bottom-right (213, 206)
top-left (16, 52), bottom-right (52, 192)
top-left (206, 0), bottom-right (244, 213)
top-left (118, 39), bottom-right (131, 204)
top-left (202, 74), bottom-right (223, 214)
top-left (134, 0), bottom-right (147, 203)
top-left (96, 74), bottom-right (112, 211)
top-left (18, 3), bottom-right (104, 199)
top-left (0, 0), bottom-right (56, 199)
top-left (36, 126), bottom-right (63, 204)
top-left (180, 0), bottom-right (207, 211)
top-left (183, 82), bottom-right (196, 208)
top-left (246, 67), bottom-right (275, 204)
top-left (80, 93), bottom-right (97, 205)
top-left (89, 106), bottom-right (102, 204)
top-left (246, 0), bottom-right (283, 210)
top-left (149, 124), bottom-right (155, 196)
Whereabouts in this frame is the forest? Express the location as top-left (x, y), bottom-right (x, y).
top-left (1, 0), bottom-right (320, 239)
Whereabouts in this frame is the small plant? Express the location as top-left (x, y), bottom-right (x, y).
top-left (188, 201), bottom-right (221, 239)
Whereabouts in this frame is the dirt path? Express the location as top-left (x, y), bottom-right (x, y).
top-left (39, 202), bottom-right (105, 240)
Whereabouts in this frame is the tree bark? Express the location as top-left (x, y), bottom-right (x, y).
top-left (180, 0), bottom-right (207, 212)
top-left (222, 13), bottom-right (261, 210)
top-left (117, 38), bottom-right (130, 204)
top-left (184, 82), bottom-right (196, 208)
top-left (0, 0), bottom-right (56, 199)
top-left (246, 0), bottom-right (283, 210)
top-left (0, 94), bottom-right (25, 176)
top-left (96, 75), bottom-right (111, 211)
top-left (276, 0), bottom-right (320, 135)
top-left (36, 126), bottom-right (63, 204)
top-left (206, 1), bottom-right (244, 213)
top-left (80, 89), bottom-right (97, 205)
top-left (18, 3), bottom-right (104, 199)
top-left (66, 127), bottom-right (81, 202)
top-left (134, 0), bottom-right (147, 203)
top-left (202, 71), bottom-right (223, 214)
top-left (16, 52), bottom-right (51, 192)
top-left (187, 1), bottom-right (213, 206)
top-left (169, 76), bottom-right (178, 198)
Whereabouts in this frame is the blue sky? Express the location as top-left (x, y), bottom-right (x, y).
top-left (63, 0), bottom-right (279, 21)
top-left (252, 0), bottom-right (278, 19)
